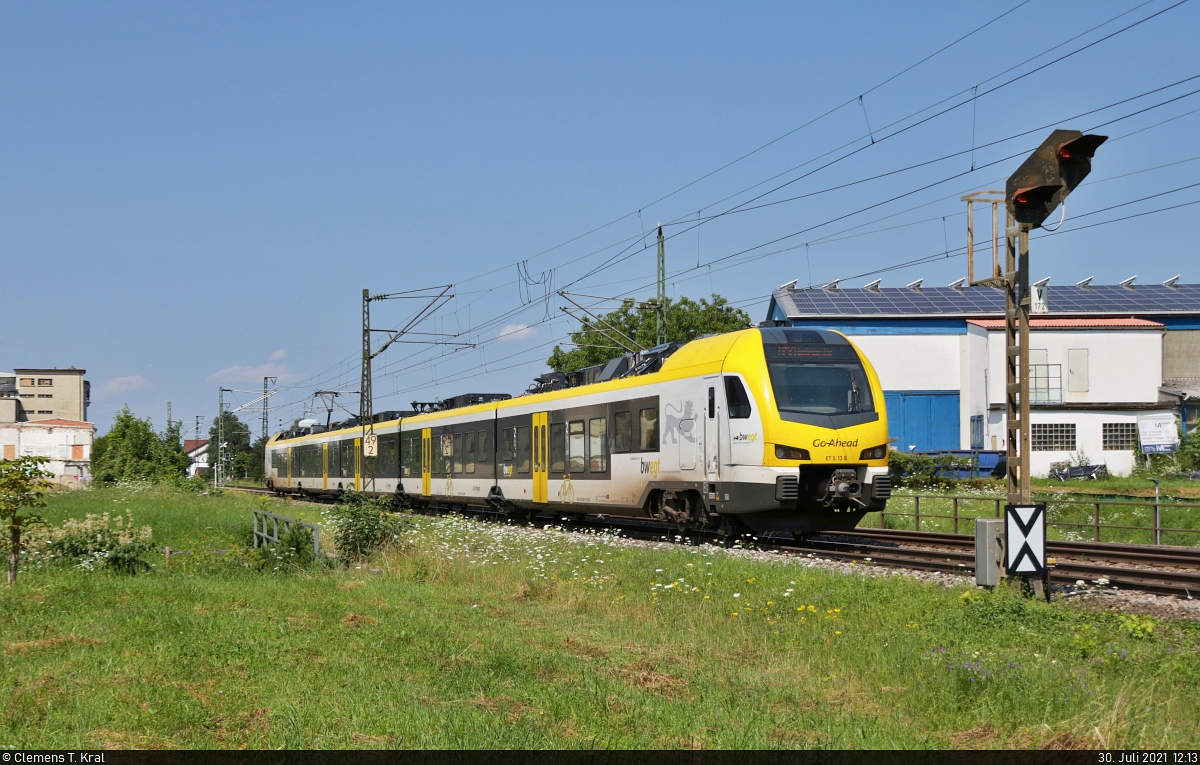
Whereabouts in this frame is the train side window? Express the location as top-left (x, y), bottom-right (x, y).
top-left (549, 422), bottom-right (566, 473)
top-left (431, 436), bottom-right (443, 475)
top-left (477, 430), bottom-right (489, 463)
top-left (500, 428), bottom-right (514, 462)
top-left (589, 418), bottom-right (607, 472)
top-left (516, 426), bottom-right (531, 474)
top-left (568, 420), bottom-right (585, 473)
top-left (639, 408), bottom-right (659, 451)
top-left (614, 411), bottom-right (631, 452)
top-left (708, 387), bottom-right (715, 418)
top-left (464, 432), bottom-right (476, 473)
top-left (725, 376), bottom-right (752, 419)
top-left (453, 433), bottom-right (465, 474)
top-left (381, 434), bottom-right (398, 476)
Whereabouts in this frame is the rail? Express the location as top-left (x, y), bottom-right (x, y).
top-left (874, 493), bottom-right (1200, 546)
top-left (253, 510), bottom-right (321, 556)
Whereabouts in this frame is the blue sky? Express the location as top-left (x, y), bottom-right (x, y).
top-left (3, 0), bottom-right (1198, 436)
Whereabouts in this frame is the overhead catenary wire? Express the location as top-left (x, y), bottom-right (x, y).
top-left (264, 3), bottom-right (1197, 422)
top-left (361, 187), bottom-right (1200, 409)
top-left (273, 104), bottom-right (1200, 422)
top-left (281, 0), bottom-right (1183, 396)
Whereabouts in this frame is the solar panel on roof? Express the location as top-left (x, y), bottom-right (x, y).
top-left (775, 283), bottom-right (1200, 318)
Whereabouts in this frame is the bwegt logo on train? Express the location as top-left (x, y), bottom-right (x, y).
top-left (811, 438), bottom-right (859, 448)
top-left (640, 459), bottom-right (661, 478)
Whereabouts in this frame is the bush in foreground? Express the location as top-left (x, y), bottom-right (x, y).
top-left (321, 490), bottom-right (404, 561)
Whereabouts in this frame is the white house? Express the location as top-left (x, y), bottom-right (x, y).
top-left (185, 439), bottom-right (209, 477)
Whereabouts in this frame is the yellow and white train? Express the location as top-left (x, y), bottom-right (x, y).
top-left (264, 327), bottom-right (891, 536)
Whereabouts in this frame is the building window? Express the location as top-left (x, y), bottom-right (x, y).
top-left (1031, 423), bottom-right (1075, 451)
top-left (1102, 422), bottom-right (1138, 451)
top-left (37, 379), bottom-right (53, 387)
top-left (970, 415), bottom-right (984, 450)
top-left (37, 394), bottom-right (52, 398)
top-left (37, 410), bottom-right (53, 415)
top-left (19, 378), bottom-right (34, 387)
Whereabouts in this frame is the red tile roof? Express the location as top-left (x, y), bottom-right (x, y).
top-left (184, 439), bottom-right (209, 453)
top-left (967, 318), bottom-right (1164, 329)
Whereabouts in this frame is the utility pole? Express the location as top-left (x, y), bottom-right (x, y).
top-left (263, 376), bottom-right (276, 444)
top-left (361, 289), bottom-right (375, 492)
top-left (656, 224), bottom-right (666, 347)
top-left (166, 401), bottom-right (172, 434)
top-left (216, 387), bottom-right (224, 489)
top-left (359, 286), bottom-right (470, 494)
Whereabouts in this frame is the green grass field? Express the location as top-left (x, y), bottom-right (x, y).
top-left (3, 485), bottom-right (1199, 749)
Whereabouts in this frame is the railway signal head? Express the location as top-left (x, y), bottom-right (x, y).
top-left (1006, 129), bottom-right (1107, 228)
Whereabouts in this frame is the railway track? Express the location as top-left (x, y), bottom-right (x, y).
top-left (228, 485), bottom-right (1200, 598)
top-left (799, 532), bottom-right (1200, 598)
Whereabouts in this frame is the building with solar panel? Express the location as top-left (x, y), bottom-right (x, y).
top-left (766, 276), bottom-right (1200, 477)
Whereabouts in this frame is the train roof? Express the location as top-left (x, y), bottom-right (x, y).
top-left (270, 328), bottom-right (769, 444)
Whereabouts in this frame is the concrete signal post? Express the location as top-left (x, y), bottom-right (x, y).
top-left (967, 130), bottom-right (1106, 594)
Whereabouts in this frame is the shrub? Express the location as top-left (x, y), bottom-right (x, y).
top-left (888, 450), bottom-right (957, 489)
top-left (1178, 430), bottom-right (1200, 472)
top-left (249, 522), bottom-right (317, 572)
top-left (321, 490), bottom-right (403, 560)
top-left (18, 510), bottom-right (155, 575)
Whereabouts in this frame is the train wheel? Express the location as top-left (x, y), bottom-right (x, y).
top-left (715, 514), bottom-right (747, 547)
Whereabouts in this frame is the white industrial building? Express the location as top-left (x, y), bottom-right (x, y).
top-left (1, 369), bottom-right (94, 486)
top-left (767, 279), bottom-right (1200, 477)
top-left (0, 418), bottom-right (94, 487)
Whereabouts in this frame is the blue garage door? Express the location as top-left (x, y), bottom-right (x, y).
top-left (884, 391), bottom-right (961, 452)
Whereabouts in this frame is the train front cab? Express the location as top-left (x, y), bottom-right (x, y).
top-left (718, 327), bottom-right (890, 537)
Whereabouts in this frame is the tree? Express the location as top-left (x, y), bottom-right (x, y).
top-left (208, 411), bottom-right (252, 480)
top-left (1, 456), bottom-right (52, 586)
top-left (548, 294), bottom-right (752, 373)
top-left (91, 407), bottom-right (191, 485)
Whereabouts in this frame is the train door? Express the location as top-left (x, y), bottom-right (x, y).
top-left (421, 428), bottom-right (431, 496)
top-left (704, 376), bottom-right (720, 481)
top-left (532, 412), bottom-right (548, 503)
top-left (322, 443), bottom-right (328, 491)
top-left (286, 447), bottom-right (292, 489)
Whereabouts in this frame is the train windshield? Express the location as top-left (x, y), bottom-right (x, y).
top-left (764, 343), bottom-right (874, 416)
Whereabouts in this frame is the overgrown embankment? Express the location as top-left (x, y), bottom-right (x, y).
top-left (2, 485), bottom-right (1198, 749)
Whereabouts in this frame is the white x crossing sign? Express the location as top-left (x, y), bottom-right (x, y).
top-left (1005, 504), bottom-right (1047, 575)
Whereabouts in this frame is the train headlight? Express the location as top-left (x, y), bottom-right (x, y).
top-left (859, 445), bottom-right (887, 460)
top-left (775, 445), bottom-right (811, 461)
